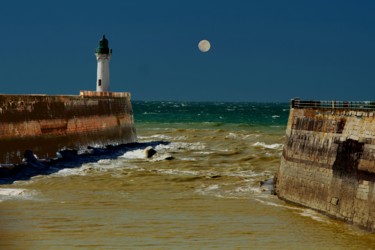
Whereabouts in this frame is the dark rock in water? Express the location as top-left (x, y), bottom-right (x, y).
top-left (164, 155), bottom-right (174, 160)
top-left (260, 177), bottom-right (275, 194)
top-left (59, 149), bottom-right (79, 160)
top-left (105, 145), bottom-right (116, 150)
top-left (145, 146), bottom-right (157, 158)
top-left (23, 150), bottom-right (49, 169)
top-left (210, 175), bottom-right (222, 179)
top-left (24, 150), bottom-right (38, 162)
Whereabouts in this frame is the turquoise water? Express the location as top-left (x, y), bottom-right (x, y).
top-left (1, 101), bottom-right (375, 249)
top-left (133, 101), bottom-right (289, 126)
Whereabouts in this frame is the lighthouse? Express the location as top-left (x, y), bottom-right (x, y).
top-left (95, 35), bottom-right (112, 92)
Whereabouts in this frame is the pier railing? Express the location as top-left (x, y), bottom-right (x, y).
top-left (291, 99), bottom-right (375, 110)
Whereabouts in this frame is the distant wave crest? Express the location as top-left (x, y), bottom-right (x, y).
top-left (253, 142), bottom-right (283, 149)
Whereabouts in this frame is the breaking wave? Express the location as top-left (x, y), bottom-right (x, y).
top-left (253, 142), bottom-right (283, 149)
top-left (0, 188), bottom-right (38, 201)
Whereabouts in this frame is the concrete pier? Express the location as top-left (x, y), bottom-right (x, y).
top-left (276, 99), bottom-right (375, 231)
top-left (0, 91), bottom-right (136, 164)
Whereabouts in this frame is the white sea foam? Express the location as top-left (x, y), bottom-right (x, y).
top-left (197, 183), bottom-right (268, 199)
top-left (207, 184), bottom-right (220, 190)
top-left (226, 132), bottom-right (238, 139)
top-left (0, 188), bottom-right (27, 196)
top-left (195, 184), bottom-right (221, 195)
top-left (143, 134), bottom-right (187, 141)
top-left (52, 158), bottom-right (139, 177)
top-left (157, 169), bottom-right (200, 176)
top-left (244, 134), bottom-right (260, 139)
top-left (255, 198), bottom-right (288, 208)
top-left (253, 142), bottom-right (283, 149)
top-left (299, 209), bottom-right (330, 223)
top-left (145, 134), bottom-right (173, 140)
top-left (219, 149), bottom-right (231, 152)
top-left (225, 132), bottom-right (257, 139)
top-left (120, 149), bottom-right (147, 159)
top-left (54, 167), bottom-right (87, 177)
top-left (194, 151), bottom-right (212, 155)
top-left (137, 134), bottom-right (189, 142)
top-left (255, 198), bottom-right (331, 224)
top-left (136, 136), bottom-right (148, 140)
top-left (234, 185), bottom-right (262, 194)
top-left (179, 157), bottom-right (197, 161)
top-left (148, 154), bottom-right (174, 162)
top-left (0, 188), bottom-right (37, 201)
top-left (272, 115), bottom-right (280, 118)
top-left (156, 142), bottom-right (205, 151)
top-left (227, 133), bottom-right (260, 139)
top-left (97, 159), bottom-right (112, 164)
top-left (226, 170), bottom-right (263, 178)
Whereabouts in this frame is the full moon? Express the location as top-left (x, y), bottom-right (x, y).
top-left (198, 40), bottom-right (211, 52)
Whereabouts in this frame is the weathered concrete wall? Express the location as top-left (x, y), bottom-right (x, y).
top-left (276, 101), bottom-right (375, 231)
top-left (0, 91), bottom-right (136, 163)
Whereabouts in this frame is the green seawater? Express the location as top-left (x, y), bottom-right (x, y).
top-left (0, 101), bottom-right (375, 249)
top-left (133, 101), bottom-right (289, 126)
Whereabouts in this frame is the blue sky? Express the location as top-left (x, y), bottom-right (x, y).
top-left (0, 0), bottom-right (374, 102)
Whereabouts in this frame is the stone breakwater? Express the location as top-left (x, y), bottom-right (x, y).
top-left (276, 99), bottom-right (375, 232)
top-left (0, 91), bottom-right (136, 164)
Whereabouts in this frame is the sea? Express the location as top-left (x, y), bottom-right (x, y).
top-left (0, 101), bottom-right (375, 249)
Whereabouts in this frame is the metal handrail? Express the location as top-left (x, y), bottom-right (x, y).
top-left (291, 98), bottom-right (375, 110)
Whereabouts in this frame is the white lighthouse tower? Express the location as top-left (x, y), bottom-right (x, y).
top-left (95, 35), bottom-right (112, 92)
